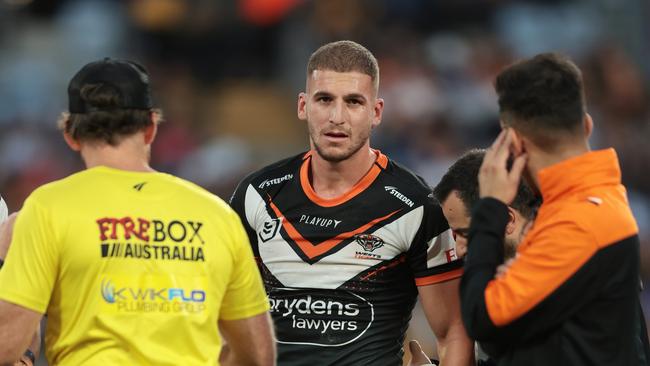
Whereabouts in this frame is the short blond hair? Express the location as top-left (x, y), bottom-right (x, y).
top-left (307, 40), bottom-right (379, 91)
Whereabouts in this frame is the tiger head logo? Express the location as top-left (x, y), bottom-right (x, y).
top-left (355, 234), bottom-right (384, 252)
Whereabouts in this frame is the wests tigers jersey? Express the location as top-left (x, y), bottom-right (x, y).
top-left (230, 150), bottom-right (462, 366)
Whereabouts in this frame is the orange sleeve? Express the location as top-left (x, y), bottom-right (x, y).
top-left (485, 219), bottom-right (596, 326)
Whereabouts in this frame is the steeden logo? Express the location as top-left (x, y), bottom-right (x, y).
top-left (258, 174), bottom-right (293, 189)
top-left (384, 186), bottom-right (414, 207)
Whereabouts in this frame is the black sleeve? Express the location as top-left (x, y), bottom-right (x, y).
top-left (460, 197), bottom-right (508, 340)
top-left (637, 299), bottom-right (650, 365)
top-left (229, 175), bottom-right (260, 255)
top-left (229, 177), bottom-right (248, 217)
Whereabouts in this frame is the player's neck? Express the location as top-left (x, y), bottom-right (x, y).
top-left (527, 140), bottom-right (590, 189)
top-left (309, 147), bottom-right (377, 199)
top-left (80, 135), bottom-right (154, 173)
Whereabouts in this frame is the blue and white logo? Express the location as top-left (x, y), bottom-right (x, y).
top-left (100, 278), bottom-right (206, 304)
top-left (101, 278), bottom-right (118, 303)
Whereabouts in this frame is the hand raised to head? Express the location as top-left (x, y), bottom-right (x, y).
top-left (479, 129), bottom-right (527, 205)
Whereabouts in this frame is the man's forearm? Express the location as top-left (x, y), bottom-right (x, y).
top-left (437, 326), bottom-right (475, 366)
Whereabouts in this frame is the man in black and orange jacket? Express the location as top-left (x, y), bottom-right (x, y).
top-left (460, 53), bottom-right (650, 365)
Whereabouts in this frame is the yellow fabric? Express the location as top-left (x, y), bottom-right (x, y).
top-left (0, 166), bottom-right (269, 365)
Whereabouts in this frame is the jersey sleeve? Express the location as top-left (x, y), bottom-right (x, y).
top-left (228, 176), bottom-right (247, 215)
top-left (0, 194), bottom-right (60, 313)
top-left (408, 199), bottom-right (464, 286)
top-left (229, 176), bottom-right (259, 253)
top-left (219, 209), bottom-right (269, 320)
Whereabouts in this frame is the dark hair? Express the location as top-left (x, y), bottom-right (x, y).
top-left (495, 53), bottom-right (586, 150)
top-left (58, 83), bottom-right (160, 146)
top-left (307, 40), bottom-right (379, 91)
top-left (433, 149), bottom-right (537, 219)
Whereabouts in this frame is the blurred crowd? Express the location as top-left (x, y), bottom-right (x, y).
top-left (0, 0), bottom-right (649, 358)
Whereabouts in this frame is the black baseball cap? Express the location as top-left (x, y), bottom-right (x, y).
top-left (68, 58), bottom-right (153, 113)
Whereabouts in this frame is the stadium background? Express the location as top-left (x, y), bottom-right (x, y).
top-left (0, 0), bottom-right (648, 364)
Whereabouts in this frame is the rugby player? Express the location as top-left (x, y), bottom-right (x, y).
top-left (230, 40), bottom-right (474, 365)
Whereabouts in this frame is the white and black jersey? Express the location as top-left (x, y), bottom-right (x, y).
top-left (230, 150), bottom-right (462, 366)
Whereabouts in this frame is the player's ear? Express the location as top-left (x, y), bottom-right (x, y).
top-left (505, 207), bottom-right (517, 235)
top-left (63, 131), bottom-right (81, 152)
top-left (144, 121), bottom-right (157, 145)
top-left (297, 92), bottom-right (308, 121)
top-left (584, 113), bottom-right (593, 139)
top-left (371, 98), bottom-right (384, 129)
top-left (510, 128), bottom-right (525, 155)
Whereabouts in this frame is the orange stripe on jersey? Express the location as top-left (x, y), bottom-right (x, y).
top-left (300, 150), bottom-right (388, 207)
top-left (485, 149), bottom-right (639, 327)
top-left (374, 150), bottom-right (388, 169)
top-left (415, 267), bottom-right (463, 286)
top-left (361, 255), bottom-right (407, 281)
top-left (268, 198), bottom-right (400, 260)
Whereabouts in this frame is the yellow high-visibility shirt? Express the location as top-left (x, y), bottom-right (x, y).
top-left (0, 166), bottom-right (269, 365)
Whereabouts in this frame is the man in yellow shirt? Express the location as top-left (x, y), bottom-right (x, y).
top-left (0, 59), bottom-right (275, 366)
top-left (1, 197), bottom-right (39, 366)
